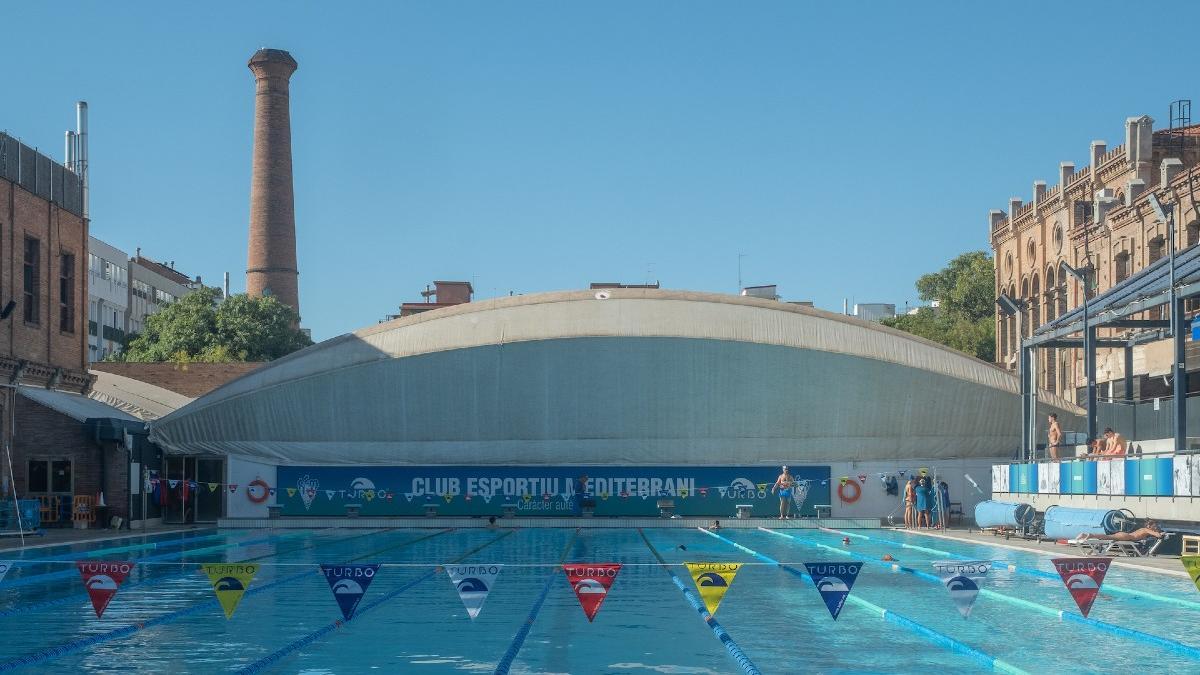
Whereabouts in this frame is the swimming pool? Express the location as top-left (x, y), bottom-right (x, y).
top-left (0, 526), bottom-right (1197, 673)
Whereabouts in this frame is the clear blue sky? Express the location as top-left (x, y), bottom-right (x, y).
top-left (6, 1), bottom-right (1197, 340)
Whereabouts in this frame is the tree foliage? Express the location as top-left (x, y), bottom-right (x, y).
top-left (882, 251), bottom-right (996, 363)
top-left (110, 287), bottom-right (312, 363)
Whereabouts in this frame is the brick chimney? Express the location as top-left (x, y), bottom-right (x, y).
top-left (246, 48), bottom-right (300, 317)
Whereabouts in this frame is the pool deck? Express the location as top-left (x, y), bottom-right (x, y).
top-left (216, 516), bottom-right (883, 530)
top-left (0, 524), bottom-right (214, 553)
top-left (899, 526), bottom-right (1192, 579)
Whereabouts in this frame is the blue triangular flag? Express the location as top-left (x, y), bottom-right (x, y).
top-left (320, 564), bottom-right (380, 620)
top-left (804, 562), bottom-right (862, 620)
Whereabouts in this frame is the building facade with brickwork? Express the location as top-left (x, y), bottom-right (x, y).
top-left (990, 114), bottom-right (1200, 404)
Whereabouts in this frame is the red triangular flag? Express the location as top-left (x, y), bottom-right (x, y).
top-left (77, 561), bottom-right (133, 618)
top-left (563, 563), bottom-right (621, 622)
top-left (1051, 557), bottom-right (1110, 617)
top-left (228, 484), bottom-right (238, 494)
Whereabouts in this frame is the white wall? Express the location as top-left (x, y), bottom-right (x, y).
top-left (826, 458), bottom-right (999, 522)
top-left (226, 455), bottom-right (278, 518)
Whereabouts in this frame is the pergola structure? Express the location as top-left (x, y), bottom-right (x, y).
top-left (1017, 198), bottom-right (1200, 461)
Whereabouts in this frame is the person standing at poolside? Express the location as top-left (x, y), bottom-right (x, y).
top-left (904, 476), bottom-right (917, 529)
top-left (916, 474), bottom-right (932, 528)
top-left (772, 465), bottom-right (796, 519)
top-left (1047, 414), bottom-right (1063, 460)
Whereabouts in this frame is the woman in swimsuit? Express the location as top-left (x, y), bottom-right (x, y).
top-left (904, 477), bottom-right (917, 529)
top-left (773, 465), bottom-right (795, 520)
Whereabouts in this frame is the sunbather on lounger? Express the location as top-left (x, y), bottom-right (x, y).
top-left (1078, 521), bottom-right (1163, 541)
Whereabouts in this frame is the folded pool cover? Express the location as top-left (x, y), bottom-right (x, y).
top-left (974, 500), bottom-right (1035, 529)
top-left (1043, 505), bottom-right (1124, 540)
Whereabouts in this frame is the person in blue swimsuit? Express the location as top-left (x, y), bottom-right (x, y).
top-left (915, 474), bottom-right (932, 528)
top-left (772, 465), bottom-right (796, 520)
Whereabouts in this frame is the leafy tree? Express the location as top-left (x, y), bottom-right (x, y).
top-left (882, 251), bottom-right (996, 362)
top-left (110, 287), bottom-right (312, 363)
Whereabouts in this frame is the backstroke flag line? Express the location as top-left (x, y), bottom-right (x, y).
top-left (1051, 557), bottom-right (1109, 618)
top-left (931, 560), bottom-right (989, 618)
top-left (1181, 556), bottom-right (1200, 593)
top-left (446, 564), bottom-right (502, 619)
top-left (804, 562), bottom-right (862, 620)
top-left (685, 562), bottom-right (742, 616)
top-left (321, 564), bottom-right (380, 620)
top-left (563, 563), bottom-right (621, 622)
top-left (77, 561), bottom-right (132, 618)
top-left (203, 563), bottom-right (260, 619)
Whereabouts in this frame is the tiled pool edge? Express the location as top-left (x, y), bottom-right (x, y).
top-left (217, 516), bottom-right (882, 529)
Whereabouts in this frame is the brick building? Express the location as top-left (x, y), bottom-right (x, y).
top-left (385, 280), bottom-right (474, 320)
top-left (990, 112), bottom-right (1200, 403)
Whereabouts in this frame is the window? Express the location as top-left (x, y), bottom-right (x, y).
top-left (132, 279), bottom-right (151, 300)
top-left (26, 459), bottom-right (71, 494)
top-left (1189, 221), bottom-right (1200, 248)
top-left (59, 253), bottom-right (75, 333)
top-left (23, 236), bottom-right (40, 324)
top-left (1148, 236), bottom-right (1165, 264)
top-left (155, 289), bottom-right (175, 305)
top-left (1115, 251), bottom-right (1131, 283)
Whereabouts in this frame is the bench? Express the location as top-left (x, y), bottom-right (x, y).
top-left (813, 504), bottom-right (832, 518)
top-left (501, 503), bottom-right (517, 518)
top-left (1183, 535), bottom-right (1200, 555)
top-left (656, 499), bottom-right (676, 518)
top-left (735, 504), bottom-right (754, 519)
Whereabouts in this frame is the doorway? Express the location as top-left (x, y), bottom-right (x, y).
top-left (163, 456), bottom-right (225, 524)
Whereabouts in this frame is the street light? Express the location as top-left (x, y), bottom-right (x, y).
top-left (1060, 260), bottom-right (1095, 442)
top-left (1146, 191), bottom-right (1185, 451)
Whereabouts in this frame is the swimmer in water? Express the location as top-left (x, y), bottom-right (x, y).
top-left (709, 520), bottom-right (722, 531)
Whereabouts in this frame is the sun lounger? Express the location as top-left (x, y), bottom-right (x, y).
top-left (1106, 532), bottom-right (1173, 557)
top-left (1066, 537), bottom-right (1108, 555)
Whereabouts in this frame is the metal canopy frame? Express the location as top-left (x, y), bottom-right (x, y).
top-left (1017, 204), bottom-right (1198, 462)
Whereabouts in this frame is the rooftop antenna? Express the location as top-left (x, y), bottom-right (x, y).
top-left (646, 262), bottom-right (655, 286)
top-left (737, 253), bottom-right (746, 291)
top-left (1169, 99), bottom-right (1191, 159)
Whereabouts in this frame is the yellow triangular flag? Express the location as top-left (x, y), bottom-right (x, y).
top-left (1183, 556), bottom-right (1200, 592)
top-left (286, 488), bottom-right (297, 498)
top-left (685, 562), bottom-right (742, 616)
top-left (202, 563), bottom-right (259, 619)
top-left (208, 483), bottom-right (218, 493)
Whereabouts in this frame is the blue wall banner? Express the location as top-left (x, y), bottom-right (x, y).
top-left (275, 465), bottom-right (831, 517)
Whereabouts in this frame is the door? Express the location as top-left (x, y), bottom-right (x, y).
top-left (194, 458), bottom-right (224, 523)
top-left (163, 456), bottom-right (196, 524)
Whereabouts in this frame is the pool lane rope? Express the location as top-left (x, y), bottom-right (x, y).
top-left (0, 528), bottom-right (391, 620)
top-left (22, 529), bottom-right (230, 562)
top-left (493, 530), bottom-right (581, 675)
top-left (762, 528), bottom-right (1200, 662)
top-left (698, 528), bottom-right (1028, 675)
top-left (0, 528), bottom-right (455, 671)
top-left (818, 526), bottom-right (1200, 612)
top-left (240, 530), bottom-right (518, 675)
top-left (0, 530), bottom-right (313, 590)
top-left (638, 529), bottom-right (762, 675)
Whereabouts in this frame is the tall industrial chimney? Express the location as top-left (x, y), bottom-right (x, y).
top-left (246, 48), bottom-right (300, 317)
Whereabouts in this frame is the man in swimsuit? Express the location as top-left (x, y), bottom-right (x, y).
top-left (1047, 414), bottom-right (1063, 460)
top-left (1079, 520), bottom-right (1163, 541)
top-left (772, 466), bottom-right (795, 519)
top-left (1102, 428), bottom-right (1127, 458)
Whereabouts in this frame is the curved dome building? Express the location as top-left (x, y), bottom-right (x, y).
top-left (150, 289), bottom-right (1077, 466)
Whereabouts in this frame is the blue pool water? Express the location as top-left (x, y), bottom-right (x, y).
top-left (0, 526), bottom-right (1198, 673)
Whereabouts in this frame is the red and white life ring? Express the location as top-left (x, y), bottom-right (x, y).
top-left (246, 479), bottom-right (271, 504)
top-left (837, 480), bottom-right (861, 504)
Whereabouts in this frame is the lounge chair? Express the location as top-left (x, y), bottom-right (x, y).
top-left (1105, 532), bottom-right (1173, 557)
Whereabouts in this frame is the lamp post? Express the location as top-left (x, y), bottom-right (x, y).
top-left (997, 294), bottom-right (1032, 460)
top-left (1060, 261), bottom-right (1094, 442)
top-left (1148, 192), bottom-right (1185, 452)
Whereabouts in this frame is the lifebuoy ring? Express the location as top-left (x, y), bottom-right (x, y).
top-left (838, 480), bottom-right (861, 504)
top-left (247, 479), bottom-right (271, 504)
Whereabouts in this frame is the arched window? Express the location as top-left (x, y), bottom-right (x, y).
top-left (1007, 284), bottom-right (1018, 362)
top-left (1056, 267), bottom-right (1068, 316)
top-left (1044, 267), bottom-right (1057, 322)
top-left (1021, 278), bottom-right (1031, 338)
top-left (1115, 251), bottom-right (1131, 284)
top-left (1031, 275), bottom-right (1041, 329)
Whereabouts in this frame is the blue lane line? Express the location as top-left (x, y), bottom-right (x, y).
top-left (638, 529), bottom-right (762, 675)
top-left (0, 531), bottom-right (308, 590)
top-left (493, 531), bottom-right (580, 675)
top-left (0, 530), bottom-right (372, 620)
top-left (698, 529), bottom-right (1027, 675)
top-left (26, 531), bottom-right (232, 562)
top-left (763, 528), bottom-right (1200, 661)
top-left (240, 530), bottom-right (514, 675)
top-left (0, 529), bottom-right (443, 672)
top-left (818, 526), bottom-right (1200, 612)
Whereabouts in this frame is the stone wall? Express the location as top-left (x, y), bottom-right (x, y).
top-left (89, 362), bottom-right (264, 398)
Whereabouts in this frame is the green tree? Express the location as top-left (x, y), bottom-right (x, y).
top-left (111, 287), bottom-right (312, 363)
top-left (882, 250), bottom-right (996, 362)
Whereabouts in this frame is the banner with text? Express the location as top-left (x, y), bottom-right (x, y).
top-left (1051, 557), bottom-right (1109, 618)
top-left (276, 465), bottom-right (830, 517)
top-left (932, 560), bottom-right (989, 618)
top-left (321, 564), bottom-right (380, 620)
top-left (203, 563), bottom-right (260, 619)
top-left (446, 564), bottom-right (502, 619)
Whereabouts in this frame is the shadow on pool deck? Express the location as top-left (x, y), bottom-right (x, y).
top-left (898, 526), bottom-right (1191, 578)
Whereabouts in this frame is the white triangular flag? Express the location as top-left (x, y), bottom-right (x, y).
top-left (445, 564), bottom-right (502, 619)
top-left (932, 560), bottom-right (989, 618)
top-left (0, 561), bottom-right (10, 585)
